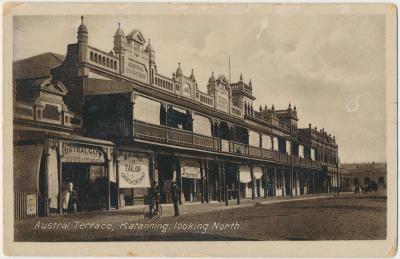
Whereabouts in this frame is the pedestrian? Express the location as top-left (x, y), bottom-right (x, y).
top-left (62, 181), bottom-right (75, 213)
top-left (170, 181), bottom-right (180, 216)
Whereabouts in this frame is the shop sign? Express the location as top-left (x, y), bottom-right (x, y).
top-left (181, 166), bottom-right (201, 179)
top-left (119, 151), bottom-right (151, 188)
top-left (62, 142), bottom-right (104, 163)
top-left (180, 158), bottom-right (201, 179)
top-left (26, 194), bottom-right (37, 215)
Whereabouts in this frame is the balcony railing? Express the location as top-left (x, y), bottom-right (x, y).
top-left (133, 121), bottom-right (324, 169)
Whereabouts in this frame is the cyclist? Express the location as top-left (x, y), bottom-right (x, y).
top-left (149, 180), bottom-right (160, 218)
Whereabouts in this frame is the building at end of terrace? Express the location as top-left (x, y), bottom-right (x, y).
top-left (13, 17), bottom-right (343, 218)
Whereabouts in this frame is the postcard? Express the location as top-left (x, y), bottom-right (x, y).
top-left (3, 2), bottom-right (397, 257)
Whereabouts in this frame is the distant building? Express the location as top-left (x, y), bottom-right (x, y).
top-left (341, 162), bottom-right (387, 190)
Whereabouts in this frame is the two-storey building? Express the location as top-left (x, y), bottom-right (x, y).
top-left (13, 17), bottom-right (342, 218)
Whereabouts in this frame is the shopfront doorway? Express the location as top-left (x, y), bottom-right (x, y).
top-left (62, 163), bottom-right (107, 212)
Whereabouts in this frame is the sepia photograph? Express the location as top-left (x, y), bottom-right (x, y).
top-left (3, 2), bottom-right (397, 257)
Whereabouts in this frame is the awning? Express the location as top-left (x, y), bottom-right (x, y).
top-left (239, 165), bottom-right (252, 183)
top-left (192, 112), bottom-right (212, 137)
top-left (181, 158), bottom-right (201, 179)
top-left (253, 167), bottom-right (263, 179)
top-left (14, 144), bottom-right (44, 193)
top-left (134, 95), bottom-right (161, 125)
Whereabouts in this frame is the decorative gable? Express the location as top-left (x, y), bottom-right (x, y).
top-left (126, 30), bottom-right (146, 45)
top-left (36, 76), bottom-right (68, 96)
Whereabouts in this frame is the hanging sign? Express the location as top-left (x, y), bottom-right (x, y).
top-left (119, 151), bottom-right (151, 188)
top-left (62, 142), bottom-right (105, 163)
top-left (180, 159), bottom-right (201, 179)
top-left (26, 194), bottom-right (37, 215)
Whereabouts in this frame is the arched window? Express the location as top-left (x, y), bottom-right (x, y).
top-left (106, 58), bottom-right (109, 67)
top-left (94, 53), bottom-right (98, 63)
top-left (90, 52), bottom-right (93, 61)
top-left (102, 57), bottom-right (105, 66)
top-left (114, 61), bottom-right (117, 69)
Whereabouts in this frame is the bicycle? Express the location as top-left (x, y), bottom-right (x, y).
top-left (143, 203), bottom-right (162, 220)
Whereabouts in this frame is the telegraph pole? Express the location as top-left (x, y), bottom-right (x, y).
top-left (290, 109), bottom-right (294, 199)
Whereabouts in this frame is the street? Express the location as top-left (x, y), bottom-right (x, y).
top-left (14, 194), bottom-right (386, 241)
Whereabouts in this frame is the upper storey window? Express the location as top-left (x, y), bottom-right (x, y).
top-left (134, 43), bottom-right (140, 57)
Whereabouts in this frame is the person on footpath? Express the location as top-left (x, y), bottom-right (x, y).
top-left (170, 181), bottom-right (181, 216)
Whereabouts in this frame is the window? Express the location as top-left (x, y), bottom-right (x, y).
top-left (90, 52), bottom-right (93, 61)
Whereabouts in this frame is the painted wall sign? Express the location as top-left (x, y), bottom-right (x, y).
top-left (216, 95), bottom-right (229, 113)
top-left (119, 151), bottom-right (151, 188)
top-left (62, 142), bottom-right (105, 163)
top-left (26, 194), bottom-right (37, 215)
top-left (124, 59), bottom-right (148, 83)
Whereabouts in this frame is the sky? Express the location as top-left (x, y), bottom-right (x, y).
top-left (13, 14), bottom-right (386, 163)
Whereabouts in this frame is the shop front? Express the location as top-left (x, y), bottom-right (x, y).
top-left (54, 141), bottom-right (111, 214)
top-left (13, 130), bottom-right (115, 218)
top-left (180, 158), bottom-right (202, 202)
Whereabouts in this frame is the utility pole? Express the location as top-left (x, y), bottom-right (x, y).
top-left (290, 114), bottom-right (294, 199)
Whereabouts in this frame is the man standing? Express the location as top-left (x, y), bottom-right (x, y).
top-left (170, 181), bottom-right (180, 216)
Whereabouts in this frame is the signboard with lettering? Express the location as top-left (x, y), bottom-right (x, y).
top-left (26, 194), bottom-right (37, 215)
top-left (124, 58), bottom-right (148, 83)
top-left (62, 142), bottom-right (105, 163)
top-left (216, 95), bottom-right (229, 113)
top-left (119, 151), bottom-right (151, 188)
top-left (180, 158), bottom-right (201, 179)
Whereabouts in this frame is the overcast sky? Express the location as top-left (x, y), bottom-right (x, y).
top-left (13, 14), bottom-right (386, 163)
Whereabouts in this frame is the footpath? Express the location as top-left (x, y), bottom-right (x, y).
top-left (31, 193), bottom-right (338, 221)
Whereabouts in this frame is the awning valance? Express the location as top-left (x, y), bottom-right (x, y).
top-left (239, 165), bottom-right (251, 183)
top-left (253, 167), bottom-right (263, 179)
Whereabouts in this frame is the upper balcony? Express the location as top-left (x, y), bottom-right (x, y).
top-left (86, 118), bottom-right (322, 169)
